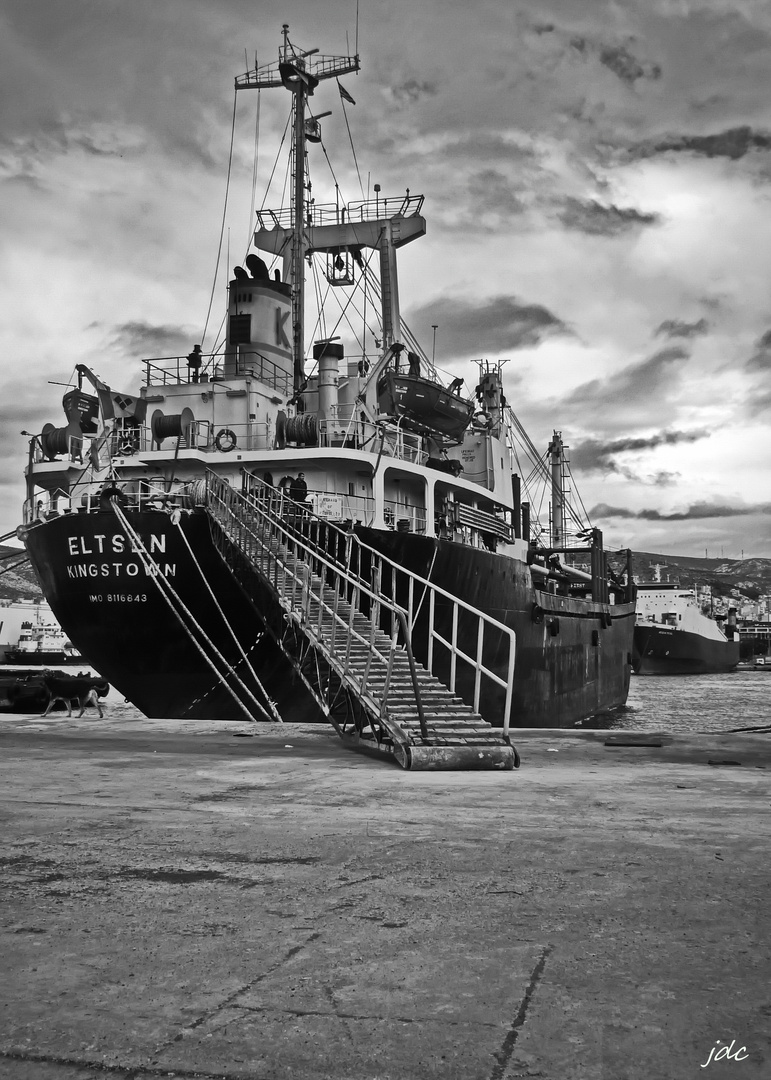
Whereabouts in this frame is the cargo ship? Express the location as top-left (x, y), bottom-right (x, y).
top-left (633, 584), bottom-right (740, 675)
top-left (17, 26), bottom-right (636, 766)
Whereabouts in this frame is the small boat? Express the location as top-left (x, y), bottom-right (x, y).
top-left (4, 617), bottom-right (83, 666)
top-left (632, 584), bottom-right (740, 675)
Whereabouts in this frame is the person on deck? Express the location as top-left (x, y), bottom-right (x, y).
top-left (289, 473), bottom-right (308, 504)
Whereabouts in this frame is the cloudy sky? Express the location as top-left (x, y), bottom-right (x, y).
top-left (1, 0), bottom-right (770, 557)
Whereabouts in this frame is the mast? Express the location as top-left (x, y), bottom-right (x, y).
top-left (290, 33), bottom-right (307, 390)
top-left (236, 25), bottom-right (359, 393)
top-left (549, 431), bottom-right (565, 548)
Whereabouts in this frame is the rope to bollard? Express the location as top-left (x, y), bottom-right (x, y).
top-left (110, 499), bottom-right (276, 724)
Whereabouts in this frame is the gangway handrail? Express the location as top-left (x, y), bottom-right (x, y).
top-left (206, 472), bottom-right (429, 738)
top-left (231, 470), bottom-right (516, 732)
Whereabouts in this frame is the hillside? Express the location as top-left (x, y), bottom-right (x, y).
top-left (0, 545), bottom-right (42, 601)
top-left (625, 551), bottom-right (771, 599)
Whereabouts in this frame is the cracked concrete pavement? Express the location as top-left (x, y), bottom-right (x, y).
top-left (1, 714), bottom-right (770, 1079)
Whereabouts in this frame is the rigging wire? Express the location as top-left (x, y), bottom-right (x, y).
top-left (256, 106), bottom-right (293, 280)
top-left (563, 456), bottom-right (593, 529)
top-left (316, 131), bottom-right (345, 199)
top-left (243, 90), bottom-right (262, 261)
top-left (259, 106), bottom-right (292, 213)
top-left (504, 407), bottom-right (592, 540)
top-left (201, 90), bottom-right (238, 352)
top-left (337, 95), bottom-right (365, 199)
top-left (306, 260), bottom-right (328, 353)
top-left (321, 253), bottom-right (381, 350)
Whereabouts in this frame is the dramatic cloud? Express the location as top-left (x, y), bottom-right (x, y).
top-left (565, 346), bottom-right (690, 412)
top-left (388, 79), bottom-right (437, 106)
top-left (650, 127), bottom-right (771, 160)
top-left (559, 197), bottom-right (660, 236)
top-left (567, 35), bottom-right (661, 84)
top-left (747, 386), bottom-right (771, 416)
top-left (407, 295), bottom-right (571, 359)
top-left (466, 169), bottom-right (526, 223)
top-left (598, 44), bottom-right (661, 85)
top-left (656, 318), bottom-right (709, 339)
top-left (745, 328), bottom-right (771, 372)
top-left (743, 329), bottom-right (771, 414)
top-left (106, 321), bottom-right (194, 359)
top-left (746, 353), bottom-right (771, 374)
top-left (571, 429), bottom-right (711, 475)
top-left (591, 501), bottom-right (771, 521)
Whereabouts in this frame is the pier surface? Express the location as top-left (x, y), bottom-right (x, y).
top-left (1, 714), bottom-right (769, 1080)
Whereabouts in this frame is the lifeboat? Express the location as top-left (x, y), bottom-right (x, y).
top-left (377, 367), bottom-right (473, 442)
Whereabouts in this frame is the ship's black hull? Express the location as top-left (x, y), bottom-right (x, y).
top-left (22, 510), bottom-right (319, 722)
top-left (23, 509), bottom-right (634, 728)
top-left (356, 527), bottom-right (634, 728)
top-left (633, 625), bottom-right (740, 675)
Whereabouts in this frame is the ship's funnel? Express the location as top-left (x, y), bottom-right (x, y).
top-left (225, 271), bottom-right (292, 386)
top-left (313, 340), bottom-right (343, 421)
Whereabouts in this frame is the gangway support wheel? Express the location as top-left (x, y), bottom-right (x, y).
top-left (403, 743), bottom-right (519, 771)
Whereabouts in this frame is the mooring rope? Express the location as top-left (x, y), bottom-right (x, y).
top-left (173, 517), bottom-right (283, 722)
top-left (110, 500), bottom-right (275, 723)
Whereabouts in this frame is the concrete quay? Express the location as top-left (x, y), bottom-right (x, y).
top-left (1, 713), bottom-right (769, 1080)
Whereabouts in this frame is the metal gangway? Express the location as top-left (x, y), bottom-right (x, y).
top-left (205, 471), bottom-right (519, 770)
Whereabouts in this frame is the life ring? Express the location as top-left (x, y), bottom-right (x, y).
top-left (472, 410), bottom-right (493, 430)
top-left (214, 428), bottom-right (237, 453)
top-left (118, 442), bottom-right (135, 457)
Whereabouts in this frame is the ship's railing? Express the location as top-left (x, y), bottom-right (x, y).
top-left (141, 349), bottom-right (292, 393)
top-left (256, 193), bottom-right (424, 231)
top-left (304, 487), bottom-right (426, 534)
top-left (142, 351), bottom-right (222, 386)
top-left (231, 350), bottom-right (293, 394)
top-left (23, 472), bottom-right (425, 545)
top-left (225, 471), bottom-right (516, 730)
top-left (347, 193), bottom-right (424, 221)
top-left (24, 475), bottom-right (197, 523)
top-left (316, 416), bottom-right (427, 464)
top-left (24, 413), bottom-right (428, 470)
top-left (110, 415), bottom-right (427, 463)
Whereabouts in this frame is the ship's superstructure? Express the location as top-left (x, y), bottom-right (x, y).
top-left (18, 26), bottom-right (636, 766)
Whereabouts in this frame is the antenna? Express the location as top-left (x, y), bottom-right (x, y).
top-left (355, 0), bottom-right (359, 60)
